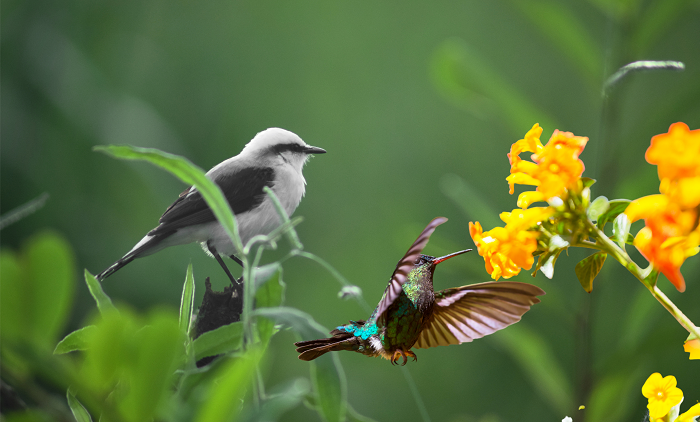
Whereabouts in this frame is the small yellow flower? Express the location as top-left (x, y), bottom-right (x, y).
top-left (684, 338), bottom-right (700, 360)
top-left (642, 373), bottom-right (684, 419)
top-left (507, 124), bottom-right (588, 204)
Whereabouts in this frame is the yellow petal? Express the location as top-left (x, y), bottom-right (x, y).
top-left (626, 195), bottom-right (670, 222)
top-left (683, 339), bottom-right (700, 360)
top-left (517, 191), bottom-right (546, 208)
top-left (677, 403), bottom-right (700, 422)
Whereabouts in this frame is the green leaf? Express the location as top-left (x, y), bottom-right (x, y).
top-left (263, 186), bottom-right (303, 250)
top-left (574, 252), bottom-right (607, 293)
top-left (121, 311), bottom-right (185, 422)
top-left (94, 145), bottom-right (241, 253)
top-left (194, 349), bottom-right (262, 422)
top-left (596, 199), bottom-right (631, 229)
top-left (254, 265), bottom-right (285, 346)
top-left (613, 213), bottom-right (631, 249)
top-left (54, 325), bottom-right (97, 354)
top-left (252, 307), bottom-right (328, 339)
top-left (580, 177), bottom-right (597, 189)
top-left (254, 265), bottom-right (284, 308)
top-left (84, 269), bottom-right (116, 315)
top-left (0, 231), bottom-right (76, 349)
top-left (192, 322), bottom-right (244, 361)
top-left (587, 196), bottom-right (609, 222)
top-left (493, 323), bottom-right (572, 415)
top-left (179, 263), bottom-right (196, 335)
top-left (67, 389), bottom-right (93, 422)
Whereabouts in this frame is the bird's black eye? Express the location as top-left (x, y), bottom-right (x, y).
top-left (414, 257), bottom-right (422, 265)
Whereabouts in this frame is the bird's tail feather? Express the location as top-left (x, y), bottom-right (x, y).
top-left (96, 234), bottom-right (168, 281)
top-left (295, 331), bottom-right (357, 361)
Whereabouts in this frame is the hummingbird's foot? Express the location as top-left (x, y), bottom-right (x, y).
top-left (390, 349), bottom-right (416, 366)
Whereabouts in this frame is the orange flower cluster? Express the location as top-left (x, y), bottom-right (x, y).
top-left (470, 205), bottom-right (554, 280)
top-left (470, 124), bottom-right (587, 280)
top-left (625, 123), bottom-right (700, 292)
top-left (507, 123), bottom-right (588, 208)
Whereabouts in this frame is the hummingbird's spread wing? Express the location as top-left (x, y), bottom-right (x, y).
top-left (412, 281), bottom-right (545, 349)
top-left (374, 217), bottom-right (448, 320)
top-left (148, 167), bottom-right (275, 236)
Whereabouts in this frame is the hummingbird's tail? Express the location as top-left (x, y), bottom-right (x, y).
top-left (295, 328), bottom-right (361, 361)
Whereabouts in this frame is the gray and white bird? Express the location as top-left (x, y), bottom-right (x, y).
top-left (96, 127), bottom-right (326, 284)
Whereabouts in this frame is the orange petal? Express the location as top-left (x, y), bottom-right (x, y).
top-left (683, 339), bottom-right (700, 360)
top-left (625, 195), bottom-right (669, 222)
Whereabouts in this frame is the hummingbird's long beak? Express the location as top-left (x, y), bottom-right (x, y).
top-left (432, 249), bottom-right (472, 265)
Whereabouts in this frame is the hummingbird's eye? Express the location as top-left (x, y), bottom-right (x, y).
top-left (414, 258), bottom-right (422, 265)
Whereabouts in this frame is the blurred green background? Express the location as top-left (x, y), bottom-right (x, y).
top-left (2, 0), bottom-right (699, 421)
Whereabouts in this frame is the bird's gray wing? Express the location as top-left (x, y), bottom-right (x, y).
top-left (412, 281), bottom-right (545, 349)
top-left (374, 217), bottom-right (448, 320)
top-left (148, 166), bottom-right (275, 236)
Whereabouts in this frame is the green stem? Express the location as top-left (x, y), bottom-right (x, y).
top-left (579, 220), bottom-right (700, 340)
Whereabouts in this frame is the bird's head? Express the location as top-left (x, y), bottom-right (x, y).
top-left (242, 128), bottom-right (326, 172)
top-left (414, 249), bottom-right (472, 273)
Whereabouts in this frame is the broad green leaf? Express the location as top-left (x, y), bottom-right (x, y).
top-left (84, 270), bottom-right (116, 315)
top-left (613, 213), bottom-right (631, 249)
top-left (192, 322), bottom-right (244, 361)
top-left (0, 231), bottom-right (76, 349)
top-left (493, 323), bottom-right (572, 415)
top-left (596, 199), bottom-right (631, 229)
top-left (94, 145), bottom-right (241, 253)
top-left (121, 311), bottom-right (185, 422)
top-left (252, 307), bottom-right (328, 339)
top-left (194, 349), bottom-right (262, 422)
top-left (430, 39), bottom-right (558, 134)
top-left (587, 196), bottom-right (610, 222)
top-left (254, 265), bottom-right (285, 346)
top-left (253, 263), bottom-right (283, 295)
top-left (254, 265), bottom-right (284, 308)
top-left (574, 252), bottom-right (607, 293)
top-left (54, 325), bottom-right (97, 354)
top-left (67, 389), bottom-right (93, 422)
top-left (179, 263), bottom-right (196, 335)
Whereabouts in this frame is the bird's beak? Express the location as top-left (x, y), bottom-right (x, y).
top-left (304, 145), bottom-right (327, 155)
top-left (432, 249), bottom-right (472, 265)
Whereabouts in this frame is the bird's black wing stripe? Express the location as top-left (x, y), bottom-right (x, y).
top-left (148, 167), bottom-right (275, 235)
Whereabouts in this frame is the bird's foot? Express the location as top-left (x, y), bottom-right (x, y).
top-left (390, 349), bottom-right (417, 366)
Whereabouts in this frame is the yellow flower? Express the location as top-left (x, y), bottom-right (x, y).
top-left (684, 338), bottom-right (700, 360)
top-left (469, 207), bottom-right (553, 280)
top-left (507, 124), bottom-right (589, 204)
top-left (626, 195), bottom-right (700, 292)
top-left (646, 122), bottom-right (700, 181)
top-left (677, 403), bottom-right (700, 422)
top-left (642, 373), bottom-right (684, 419)
top-left (647, 122), bottom-right (700, 210)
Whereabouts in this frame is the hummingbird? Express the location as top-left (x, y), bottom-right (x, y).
top-left (295, 217), bottom-right (545, 365)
